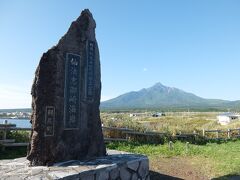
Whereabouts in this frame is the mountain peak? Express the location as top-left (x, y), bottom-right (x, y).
top-left (153, 82), bottom-right (165, 87)
top-left (101, 82), bottom-right (232, 110)
top-left (148, 82), bottom-right (173, 92)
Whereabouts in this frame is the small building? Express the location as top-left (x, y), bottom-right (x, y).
top-left (152, 112), bottom-right (165, 117)
top-left (217, 112), bottom-right (240, 125)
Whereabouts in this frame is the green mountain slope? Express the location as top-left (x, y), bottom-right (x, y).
top-left (101, 82), bottom-right (238, 110)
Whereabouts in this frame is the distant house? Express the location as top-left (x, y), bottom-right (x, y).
top-left (217, 113), bottom-right (240, 125)
top-left (152, 112), bottom-right (165, 117)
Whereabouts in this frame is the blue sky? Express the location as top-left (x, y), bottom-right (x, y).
top-left (0, 0), bottom-right (240, 108)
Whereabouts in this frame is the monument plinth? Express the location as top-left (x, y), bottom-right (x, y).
top-left (0, 150), bottom-right (150, 180)
top-left (27, 9), bottom-right (106, 166)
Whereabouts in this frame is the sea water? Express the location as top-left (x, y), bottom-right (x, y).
top-left (0, 119), bottom-right (31, 128)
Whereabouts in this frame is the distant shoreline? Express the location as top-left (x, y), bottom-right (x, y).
top-left (0, 118), bottom-right (30, 120)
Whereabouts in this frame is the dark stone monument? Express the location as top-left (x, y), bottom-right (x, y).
top-left (27, 9), bottom-right (106, 166)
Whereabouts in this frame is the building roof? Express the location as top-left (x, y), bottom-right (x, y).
top-left (218, 112), bottom-right (240, 117)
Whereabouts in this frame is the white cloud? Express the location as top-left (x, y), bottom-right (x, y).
top-left (0, 84), bottom-right (31, 109)
top-left (143, 68), bottom-right (148, 72)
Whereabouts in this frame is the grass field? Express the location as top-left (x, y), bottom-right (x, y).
top-left (107, 140), bottom-right (240, 179)
top-left (1, 111), bottom-right (240, 179)
top-left (102, 112), bottom-right (240, 178)
top-left (1, 140), bottom-right (239, 179)
top-left (0, 147), bottom-right (27, 160)
top-left (101, 111), bottom-right (240, 135)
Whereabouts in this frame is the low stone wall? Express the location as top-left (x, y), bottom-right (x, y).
top-left (0, 150), bottom-right (149, 180)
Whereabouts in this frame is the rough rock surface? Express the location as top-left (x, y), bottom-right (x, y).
top-left (27, 9), bottom-right (106, 166)
top-left (0, 150), bottom-right (150, 180)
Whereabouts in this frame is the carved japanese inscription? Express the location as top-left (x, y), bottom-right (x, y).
top-left (27, 10), bottom-right (106, 166)
top-left (45, 106), bottom-right (55, 136)
top-left (86, 40), bottom-right (95, 101)
top-left (64, 53), bottom-right (81, 129)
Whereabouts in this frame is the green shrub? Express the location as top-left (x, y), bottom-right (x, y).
top-left (7, 131), bottom-right (30, 142)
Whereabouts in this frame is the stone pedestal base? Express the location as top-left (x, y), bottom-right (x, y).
top-left (0, 150), bottom-right (149, 180)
